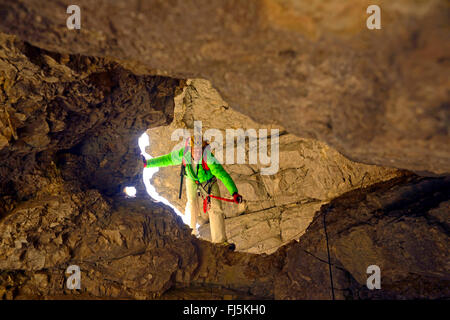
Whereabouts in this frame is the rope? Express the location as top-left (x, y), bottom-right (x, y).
top-left (323, 209), bottom-right (335, 300)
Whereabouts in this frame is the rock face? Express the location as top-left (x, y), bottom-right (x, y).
top-left (147, 79), bottom-right (401, 253)
top-left (1, 167), bottom-right (448, 299)
top-left (0, 33), bottom-right (182, 201)
top-left (0, 0), bottom-right (448, 174)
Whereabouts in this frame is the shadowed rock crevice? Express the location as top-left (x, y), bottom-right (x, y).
top-left (145, 79), bottom-right (403, 253)
top-left (0, 33), bottom-right (183, 203)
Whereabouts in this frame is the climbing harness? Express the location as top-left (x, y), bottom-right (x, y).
top-left (195, 177), bottom-right (237, 214)
top-left (179, 137), bottom-right (210, 199)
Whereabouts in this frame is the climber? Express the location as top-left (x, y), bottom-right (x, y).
top-left (143, 136), bottom-right (243, 250)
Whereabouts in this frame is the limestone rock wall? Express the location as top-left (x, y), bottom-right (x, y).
top-left (0, 0), bottom-right (447, 174)
top-left (1, 169), bottom-right (447, 300)
top-left (146, 79), bottom-right (402, 253)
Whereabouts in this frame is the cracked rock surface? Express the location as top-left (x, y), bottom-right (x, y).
top-left (146, 79), bottom-right (402, 253)
top-left (0, 0), bottom-right (448, 174)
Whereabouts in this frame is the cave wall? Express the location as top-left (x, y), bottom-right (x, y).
top-left (1, 168), bottom-right (448, 299)
top-left (0, 0), bottom-right (447, 174)
top-left (146, 79), bottom-right (402, 253)
top-left (278, 175), bottom-right (450, 299)
top-left (0, 2), bottom-right (448, 300)
top-left (0, 33), bottom-right (188, 298)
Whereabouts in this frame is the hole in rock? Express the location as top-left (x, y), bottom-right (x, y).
top-left (138, 132), bottom-right (191, 226)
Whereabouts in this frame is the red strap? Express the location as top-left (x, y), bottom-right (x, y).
top-left (209, 195), bottom-right (235, 203)
top-left (203, 197), bottom-right (208, 214)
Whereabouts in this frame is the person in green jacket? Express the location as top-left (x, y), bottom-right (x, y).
top-left (143, 137), bottom-right (243, 248)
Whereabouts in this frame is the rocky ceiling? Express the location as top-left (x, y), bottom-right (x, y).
top-left (0, 0), bottom-right (448, 175)
top-left (0, 0), bottom-right (448, 300)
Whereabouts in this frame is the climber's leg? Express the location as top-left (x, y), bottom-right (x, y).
top-left (197, 208), bottom-right (210, 226)
top-left (185, 178), bottom-right (200, 236)
top-left (209, 181), bottom-right (227, 243)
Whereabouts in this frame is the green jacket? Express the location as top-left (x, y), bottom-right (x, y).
top-left (145, 148), bottom-right (238, 195)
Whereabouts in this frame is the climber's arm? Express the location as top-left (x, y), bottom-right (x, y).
top-left (145, 148), bottom-right (184, 168)
top-left (207, 154), bottom-right (238, 196)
